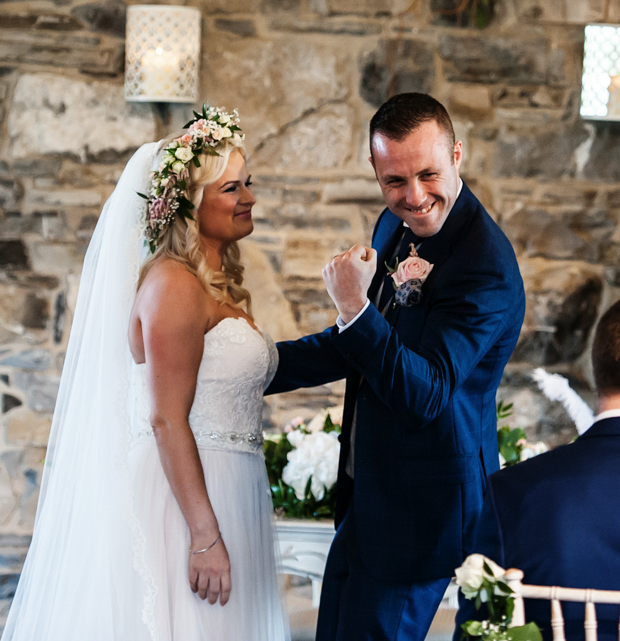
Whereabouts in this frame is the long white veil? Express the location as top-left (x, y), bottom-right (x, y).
top-left (3, 142), bottom-right (162, 640)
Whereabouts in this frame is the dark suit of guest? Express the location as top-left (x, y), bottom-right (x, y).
top-left (267, 182), bottom-right (525, 640)
top-left (455, 416), bottom-right (620, 641)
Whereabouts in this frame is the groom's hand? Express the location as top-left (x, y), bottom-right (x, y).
top-left (323, 244), bottom-right (377, 324)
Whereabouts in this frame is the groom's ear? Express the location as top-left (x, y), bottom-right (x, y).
top-left (453, 140), bottom-right (463, 170)
top-left (368, 154), bottom-right (375, 170)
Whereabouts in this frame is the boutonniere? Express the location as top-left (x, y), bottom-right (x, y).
top-left (386, 244), bottom-right (434, 307)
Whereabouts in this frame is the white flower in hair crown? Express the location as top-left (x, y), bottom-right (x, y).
top-left (138, 104), bottom-right (244, 253)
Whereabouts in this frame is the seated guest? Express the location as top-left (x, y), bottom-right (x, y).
top-left (454, 300), bottom-right (620, 641)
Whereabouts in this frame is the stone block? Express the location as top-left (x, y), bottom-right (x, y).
top-left (6, 408), bottom-right (52, 446)
top-left (0, 350), bottom-right (53, 371)
top-left (0, 241), bottom-right (29, 269)
top-left (517, 0), bottom-right (605, 23)
top-left (0, 179), bottom-right (21, 211)
top-left (25, 189), bottom-right (102, 209)
top-left (259, 0), bottom-right (302, 12)
top-left (11, 373), bottom-right (59, 413)
top-left (7, 73), bottom-right (156, 161)
top-left (360, 38), bottom-right (434, 108)
top-left (322, 179), bottom-right (383, 204)
top-left (609, 0), bottom-right (620, 21)
top-left (491, 124), bottom-right (589, 180)
top-left (0, 459), bottom-right (18, 527)
top-left (0, 575), bottom-right (18, 601)
top-left (0, 282), bottom-right (49, 333)
top-left (71, 1), bottom-right (126, 36)
top-left (0, 13), bottom-right (83, 31)
top-left (251, 103), bottom-right (353, 170)
top-left (583, 122), bottom-right (620, 183)
top-left (513, 257), bottom-right (603, 365)
top-left (199, 0), bottom-right (261, 12)
top-left (493, 86), bottom-right (565, 110)
top-left (0, 33), bottom-right (122, 75)
top-left (19, 447), bottom-right (45, 528)
top-left (438, 35), bottom-right (551, 85)
top-left (214, 18), bottom-right (257, 37)
top-left (2, 395), bottom-right (22, 413)
top-left (10, 158), bottom-right (62, 178)
top-left (448, 85), bottom-right (492, 120)
top-left (269, 16), bottom-right (381, 35)
top-left (324, 0), bottom-right (392, 15)
top-left (26, 241), bottom-right (88, 276)
top-left (501, 206), bottom-right (612, 262)
top-left (282, 236), bottom-right (351, 279)
top-left (203, 37), bottom-right (349, 155)
top-left (240, 241), bottom-right (298, 342)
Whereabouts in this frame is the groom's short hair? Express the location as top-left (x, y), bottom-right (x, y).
top-left (592, 300), bottom-right (620, 395)
top-left (369, 93), bottom-right (455, 159)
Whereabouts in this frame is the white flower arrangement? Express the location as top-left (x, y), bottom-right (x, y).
top-left (263, 406), bottom-right (342, 519)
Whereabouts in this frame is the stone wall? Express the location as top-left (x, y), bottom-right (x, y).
top-left (0, 0), bottom-right (619, 611)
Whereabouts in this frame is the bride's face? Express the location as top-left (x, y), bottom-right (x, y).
top-left (198, 149), bottom-right (255, 247)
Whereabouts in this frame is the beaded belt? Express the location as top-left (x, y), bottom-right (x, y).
top-left (136, 428), bottom-right (264, 448)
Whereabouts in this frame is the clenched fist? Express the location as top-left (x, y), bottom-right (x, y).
top-left (322, 244), bottom-right (377, 324)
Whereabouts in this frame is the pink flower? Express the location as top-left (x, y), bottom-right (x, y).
top-left (391, 251), bottom-right (433, 288)
top-left (291, 416), bottom-right (304, 428)
top-left (181, 133), bottom-right (192, 145)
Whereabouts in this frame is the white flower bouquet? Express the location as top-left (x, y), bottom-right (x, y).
top-left (456, 554), bottom-right (542, 641)
top-left (263, 407), bottom-right (342, 520)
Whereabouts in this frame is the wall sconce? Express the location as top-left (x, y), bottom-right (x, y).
top-left (581, 24), bottom-right (620, 121)
top-left (125, 5), bottom-right (201, 103)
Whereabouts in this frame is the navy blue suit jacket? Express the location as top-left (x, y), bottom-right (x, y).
top-left (455, 417), bottom-right (620, 641)
top-left (267, 182), bottom-right (525, 583)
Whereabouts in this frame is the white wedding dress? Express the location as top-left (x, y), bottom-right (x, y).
top-left (128, 316), bottom-right (289, 640)
top-left (1, 143), bottom-right (290, 641)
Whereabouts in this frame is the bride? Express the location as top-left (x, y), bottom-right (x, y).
top-left (2, 107), bottom-right (290, 640)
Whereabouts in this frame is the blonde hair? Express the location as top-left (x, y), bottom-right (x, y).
top-left (138, 137), bottom-right (252, 317)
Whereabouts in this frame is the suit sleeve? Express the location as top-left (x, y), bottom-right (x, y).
top-left (330, 250), bottom-right (519, 427)
top-left (265, 327), bottom-right (350, 395)
top-left (453, 480), bottom-right (506, 640)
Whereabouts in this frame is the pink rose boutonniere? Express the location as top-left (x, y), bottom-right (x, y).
top-left (386, 244), bottom-right (434, 307)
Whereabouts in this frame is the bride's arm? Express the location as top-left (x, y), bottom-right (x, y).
top-left (139, 265), bottom-right (231, 606)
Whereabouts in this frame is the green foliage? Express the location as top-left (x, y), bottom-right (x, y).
top-left (461, 566), bottom-right (542, 641)
top-left (496, 401), bottom-right (526, 467)
top-left (263, 411), bottom-right (339, 520)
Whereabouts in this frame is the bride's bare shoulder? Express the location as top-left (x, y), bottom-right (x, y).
top-left (135, 259), bottom-right (207, 321)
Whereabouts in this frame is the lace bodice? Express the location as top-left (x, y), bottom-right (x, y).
top-left (132, 317), bottom-right (278, 455)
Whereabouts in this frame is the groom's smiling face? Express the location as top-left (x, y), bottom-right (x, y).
top-left (370, 120), bottom-right (463, 238)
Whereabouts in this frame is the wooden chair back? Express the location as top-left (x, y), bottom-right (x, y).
top-left (504, 568), bottom-right (620, 641)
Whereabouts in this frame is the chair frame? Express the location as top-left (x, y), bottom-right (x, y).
top-left (504, 569), bottom-right (620, 641)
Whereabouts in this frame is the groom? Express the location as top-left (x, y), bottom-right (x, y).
top-left (267, 93), bottom-right (525, 640)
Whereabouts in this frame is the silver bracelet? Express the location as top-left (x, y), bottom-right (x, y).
top-left (190, 532), bottom-right (222, 555)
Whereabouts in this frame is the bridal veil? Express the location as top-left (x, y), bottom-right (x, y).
top-left (3, 142), bottom-right (163, 640)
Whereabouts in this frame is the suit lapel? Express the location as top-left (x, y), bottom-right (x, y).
top-left (368, 209), bottom-right (402, 304)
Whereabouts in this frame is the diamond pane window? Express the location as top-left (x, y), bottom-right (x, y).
top-left (581, 24), bottom-right (620, 120)
top-left (125, 5), bottom-right (201, 103)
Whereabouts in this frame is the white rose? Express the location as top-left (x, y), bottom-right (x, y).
top-left (455, 554), bottom-right (505, 598)
top-left (160, 177), bottom-right (170, 187)
top-left (219, 113), bottom-right (230, 124)
top-left (174, 147), bottom-right (194, 162)
top-left (171, 161), bottom-right (185, 175)
top-left (211, 127), bottom-right (224, 141)
top-left (286, 430), bottom-right (304, 449)
top-left (220, 126), bottom-right (232, 138)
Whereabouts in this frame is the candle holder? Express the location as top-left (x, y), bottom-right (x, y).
top-left (125, 5), bottom-right (201, 103)
top-left (581, 23), bottom-right (620, 121)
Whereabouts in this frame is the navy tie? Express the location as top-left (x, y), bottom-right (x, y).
top-left (378, 227), bottom-right (419, 313)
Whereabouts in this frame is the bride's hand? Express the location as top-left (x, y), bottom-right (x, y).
top-left (188, 536), bottom-right (232, 605)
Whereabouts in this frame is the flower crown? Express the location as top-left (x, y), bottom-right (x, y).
top-left (138, 105), bottom-right (244, 253)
